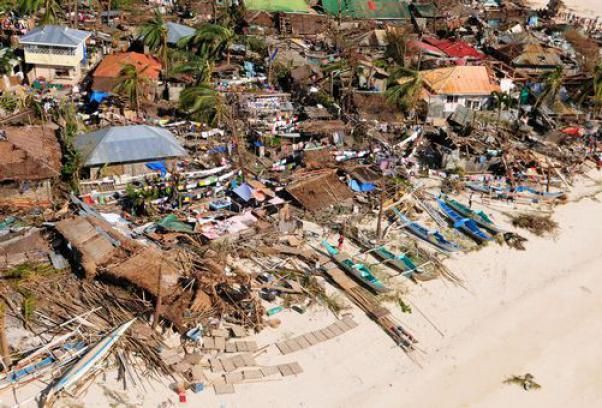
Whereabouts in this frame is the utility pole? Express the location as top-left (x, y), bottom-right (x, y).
top-left (376, 176), bottom-right (385, 241)
top-left (152, 261), bottom-right (163, 329)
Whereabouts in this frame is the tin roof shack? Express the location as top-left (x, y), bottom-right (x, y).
top-left (286, 169), bottom-right (353, 212)
top-left (278, 13), bottom-right (329, 36)
top-left (0, 126), bottom-right (62, 208)
top-left (356, 60), bottom-right (389, 92)
top-left (19, 25), bottom-right (91, 86)
top-left (91, 52), bottom-right (162, 97)
top-left (420, 65), bottom-right (500, 118)
top-left (493, 41), bottom-right (562, 76)
top-left (74, 125), bottom-right (187, 180)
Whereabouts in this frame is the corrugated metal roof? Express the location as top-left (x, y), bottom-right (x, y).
top-left (323, 0), bottom-right (411, 20)
top-left (166, 22), bottom-right (196, 45)
top-left (74, 125), bottom-right (187, 167)
top-left (421, 66), bottom-right (500, 96)
top-left (19, 25), bottom-right (90, 47)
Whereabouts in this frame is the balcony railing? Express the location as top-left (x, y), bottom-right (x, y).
top-left (24, 45), bottom-right (76, 56)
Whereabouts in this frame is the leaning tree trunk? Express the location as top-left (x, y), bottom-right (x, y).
top-left (0, 303), bottom-right (10, 371)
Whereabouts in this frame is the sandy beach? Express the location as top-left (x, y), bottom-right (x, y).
top-left (528, 0), bottom-right (602, 18)
top-left (17, 172), bottom-right (595, 408)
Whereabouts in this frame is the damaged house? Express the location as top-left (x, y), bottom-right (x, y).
top-left (0, 126), bottom-right (62, 208)
top-left (420, 65), bottom-right (500, 118)
top-left (74, 125), bottom-right (187, 181)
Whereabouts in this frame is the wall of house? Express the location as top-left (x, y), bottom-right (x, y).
top-left (24, 43), bottom-right (84, 68)
top-left (0, 180), bottom-right (53, 208)
top-left (28, 64), bottom-right (82, 85)
top-left (87, 159), bottom-right (178, 181)
top-left (427, 94), bottom-right (490, 117)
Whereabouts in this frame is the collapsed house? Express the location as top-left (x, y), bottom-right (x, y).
top-left (0, 126), bottom-right (62, 208)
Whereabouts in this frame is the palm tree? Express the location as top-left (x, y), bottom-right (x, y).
top-left (139, 10), bottom-right (169, 76)
top-left (535, 66), bottom-right (564, 109)
top-left (17, 0), bottom-right (61, 23)
top-left (113, 63), bottom-right (150, 115)
top-left (179, 82), bottom-right (230, 127)
top-left (169, 55), bottom-right (214, 85)
top-left (0, 48), bottom-right (17, 76)
top-left (179, 24), bottom-right (234, 64)
top-left (491, 91), bottom-right (514, 122)
top-left (385, 67), bottom-right (423, 113)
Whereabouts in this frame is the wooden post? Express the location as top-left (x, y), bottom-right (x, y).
top-left (0, 303), bottom-right (10, 370)
top-left (152, 262), bottom-right (162, 329)
top-left (376, 177), bottom-right (385, 240)
top-left (546, 165), bottom-right (551, 192)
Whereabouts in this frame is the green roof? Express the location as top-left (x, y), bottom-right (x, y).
top-left (322, 0), bottom-right (411, 19)
top-left (245, 0), bottom-right (311, 13)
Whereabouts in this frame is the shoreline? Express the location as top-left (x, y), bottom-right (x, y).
top-left (38, 172), bottom-right (602, 408)
top-left (527, 0), bottom-right (602, 18)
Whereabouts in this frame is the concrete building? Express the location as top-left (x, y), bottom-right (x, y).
top-left (19, 25), bottom-right (91, 85)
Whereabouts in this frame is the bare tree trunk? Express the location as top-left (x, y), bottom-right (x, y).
top-left (376, 177), bottom-right (385, 240)
top-left (0, 303), bottom-right (10, 370)
top-left (152, 262), bottom-right (163, 329)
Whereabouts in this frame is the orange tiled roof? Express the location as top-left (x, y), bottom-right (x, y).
top-left (93, 52), bottom-right (162, 79)
top-left (420, 66), bottom-right (500, 96)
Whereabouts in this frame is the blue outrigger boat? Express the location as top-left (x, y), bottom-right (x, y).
top-left (392, 208), bottom-right (461, 253)
top-left (444, 197), bottom-right (502, 235)
top-left (321, 241), bottom-right (390, 294)
top-left (436, 199), bottom-right (492, 243)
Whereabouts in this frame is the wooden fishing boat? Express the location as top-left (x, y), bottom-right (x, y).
top-left (436, 199), bottom-right (492, 243)
top-left (444, 197), bottom-right (502, 235)
top-left (392, 208), bottom-right (461, 253)
top-left (46, 319), bottom-right (136, 400)
top-left (371, 246), bottom-right (419, 277)
top-left (0, 333), bottom-right (88, 391)
top-left (321, 241), bottom-right (390, 294)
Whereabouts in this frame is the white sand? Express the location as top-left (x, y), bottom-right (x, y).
top-left (4, 174), bottom-right (602, 408)
top-left (528, 0), bottom-right (602, 18)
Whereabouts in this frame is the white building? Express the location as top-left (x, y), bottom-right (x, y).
top-left (19, 25), bottom-right (91, 85)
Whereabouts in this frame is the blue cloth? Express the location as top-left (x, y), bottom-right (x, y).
top-left (90, 90), bottom-right (109, 103)
top-left (146, 161), bottom-right (168, 177)
top-left (233, 183), bottom-right (254, 202)
top-left (348, 179), bottom-right (376, 193)
top-left (208, 145), bottom-right (227, 154)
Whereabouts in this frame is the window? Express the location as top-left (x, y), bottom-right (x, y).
top-left (446, 95), bottom-right (459, 103)
top-left (55, 69), bottom-right (72, 78)
top-left (466, 100), bottom-right (481, 110)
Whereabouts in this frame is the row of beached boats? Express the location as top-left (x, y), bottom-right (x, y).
top-left (1, 318), bottom-right (135, 404)
top-left (320, 194), bottom-right (513, 294)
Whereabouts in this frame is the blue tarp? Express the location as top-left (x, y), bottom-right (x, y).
top-left (90, 90), bottom-right (109, 103)
top-left (232, 183), bottom-right (254, 202)
top-left (146, 161), bottom-right (168, 177)
top-left (348, 179), bottom-right (376, 193)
